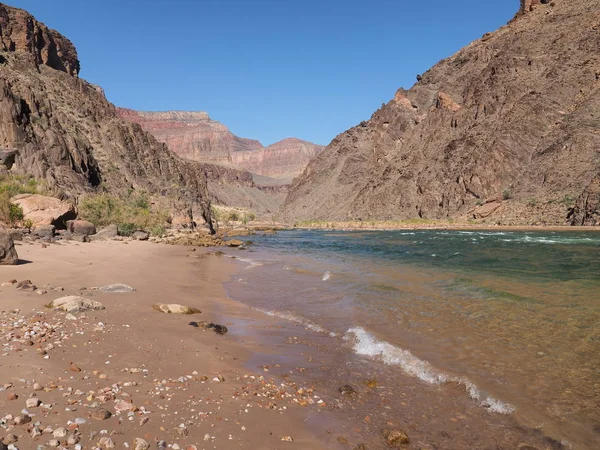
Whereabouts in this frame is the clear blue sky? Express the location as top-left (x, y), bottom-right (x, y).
top-left (7, 1), bottom-right (517, 146)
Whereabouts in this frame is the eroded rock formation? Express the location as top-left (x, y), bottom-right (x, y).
top-left (282, 0), bottom-right (600, 226)
top-left (0, 3), bottom-right (214, 228)
top-left (117, 109), bottom-right (324, 185)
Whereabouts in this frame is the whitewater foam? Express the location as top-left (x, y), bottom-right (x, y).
top-left (257, 308), bottom-right (337, 336)
top-left (345, 327), bottom-right (516, 414)
top-left (229, 256), bottom-right (263, 269)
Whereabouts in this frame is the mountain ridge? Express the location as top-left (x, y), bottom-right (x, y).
top-left (117, 108), bottom-right (324, 185)
top-left (281, 0), bottom-right (600, 226)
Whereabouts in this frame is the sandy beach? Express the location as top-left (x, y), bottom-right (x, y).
top-left (0, 239), bottom-right (356, 450)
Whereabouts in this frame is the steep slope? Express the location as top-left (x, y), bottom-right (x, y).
top-left (282, 0), bottom-right (600, 226)
top-left (0, 3), bottom-right (214, 228)
top-left (117, 109), bottom-right (324, 184)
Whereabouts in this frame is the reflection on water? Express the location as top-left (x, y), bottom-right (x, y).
top-left (225, 229), bottom-right (600, 448)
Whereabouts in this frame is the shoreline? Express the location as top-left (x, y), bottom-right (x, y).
top-left (0, 237), bottom-right (586, 449)
top-left (290, 223), bottom-right (600, 232)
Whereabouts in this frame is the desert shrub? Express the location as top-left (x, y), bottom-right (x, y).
top-left (150, 225), bottom-right (166, 237)
top-left (502, 189), bottom-right (512, 200)
top-left (78, 193), bottom-right (169, 235)
top-left (0, 191), bottom-right (24, 225)
top-left (228, 211), bottom-right (240, 222)
top-left (0, 175), bottom-right (41, 197)
top-left (246, 212), bottom-right (256, 221)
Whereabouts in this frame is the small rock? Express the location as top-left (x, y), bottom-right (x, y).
top-left (52, 428), bottom-right (67, 438)
top-left (383, 429), bottom-right (410, 447)
top-left (26, 398), bottom-right (41, 408)
top-left (98, 437), bottom-right (115, 449)
top-left (152, 304), bottom-right (200, 315)
top-left (6, 393), bottom-right (18, 401)
top-left (13, 414), bottom-right (31, 425)
top-left (47, 439), bottom-right (60, 447)
top-left (32, 383), bottom-right (43, 391)
top-left (337, 436), bottom-right (349, 445)
top-left (156, 441), bottom-right (167, 450)
top-left (3, 434), bottom-right (18, 444)
top-left (189, 321), bottom-right (228, 335)
top-left (133, 438), bottom-right (149, 450)
top-left (35, 289), bottom-right (48, 296)
top-left (338, 385), bottom-right (356, 395)
top-left (132, 231), bottom-right (149, 241)
top-left (91, 408), bottom-right (112, 420)
top-left (69, 362), bottom-right (82, 372)
top-left (66, 434), bottom-right (80, 445)
top-left (96, 284), bottom-right (135, 293)
top-left (15, 280), bottom-right (36, 291)
top-left (363, 378), bottom-right (378, 388)
top-left (281, 436), bottom-right (294, 442)
top-left (1, 280), bottom-right (17, 286)
top-left (49, 296), bottom-right (105, 313)
top-left (226, 239), bottom-right (244, 247)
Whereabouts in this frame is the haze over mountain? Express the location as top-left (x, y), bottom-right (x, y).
top-left (282, 0), bottom-right (600, 226)
top-left (117, 109), bottom-right (324, 186)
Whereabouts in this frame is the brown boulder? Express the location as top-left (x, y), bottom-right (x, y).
top-left (67, 220), bottom-right (96, 236)
top-left (11, 194), bottom-right (76, 227)
top-left (0, 230), bottom-right (18, 265)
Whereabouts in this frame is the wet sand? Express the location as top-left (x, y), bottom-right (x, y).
top-left (0, 238), bottom-right (574, 449)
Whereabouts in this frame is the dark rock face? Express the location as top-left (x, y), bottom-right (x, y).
top-left (0, 3), bottom-right (213, 230)
top-left (0, 4), bottom-right (80, 76)
top-left (282, 0), bottom-right (600, 226)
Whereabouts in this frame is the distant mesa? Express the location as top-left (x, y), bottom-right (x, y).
top-left (117, 109), bottom-right (324, 186)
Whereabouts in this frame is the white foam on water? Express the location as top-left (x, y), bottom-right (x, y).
top-left (256, 308), bottom-right (337, 336)
top-left (345, 327), bottom-right (516, 415)
top-left (322, 271), bottom-right (331, 281)
top-left (229, 256), bottom-right (264, 269)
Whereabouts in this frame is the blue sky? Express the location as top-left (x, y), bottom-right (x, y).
top-left (8, 1), bottom-right (516, 146)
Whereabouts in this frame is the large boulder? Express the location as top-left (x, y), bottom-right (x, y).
top-left (0, 230), bottom-right (18, 265)
top-left (32, 224), bottom-right (55, 239)
top-left (90, 224), bottom-right (118, 241)
top-left (67, 220), bottom-right (96, 236)
top-left (11, 194), bottom-right (76, 227)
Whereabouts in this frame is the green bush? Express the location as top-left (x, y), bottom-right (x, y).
top-left (502, 189), bottom-right (512, 200)
top-left (0, 191), bottom-right (24, 225)
top-left (78, 193), bottom-right (169, 235)
top-left (228, 211), bottom-right (240, 222)
top-left (0, 175), bottom-right (40, 197)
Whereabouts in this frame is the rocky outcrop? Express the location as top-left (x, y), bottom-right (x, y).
top-left (117, 109), bottom-right (324, 184)
top-left (282, 0), bottom-right (600, 226)
top-left (0, 4), bottom-right (80, 76)
top-left (0, 3), bottom-right (214, 230)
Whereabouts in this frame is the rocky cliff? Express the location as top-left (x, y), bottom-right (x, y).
top-left (117, 109), bottom-right (324, 185)
top-left (0, 3), bottom-right (214, 228)
top-left (282, 0), bottom-right (600, 226)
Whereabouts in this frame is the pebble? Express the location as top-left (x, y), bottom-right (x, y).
top-left (47, 439), bottom-right (60, 447)
top-left (98, 437), bottom-right (115, 449)
top-left (3, 434), bottom-right (18, 444)
top-left (338, 384), bottom-right (357, 395)
top-left (91, 408), bottom-right (112, 420)
top-left (6, 393), bottom-right (18, 401)
top-left (133, 438), bottom-right (149, 450)
top-left (382, 429), bottom-right (410, 447)
top-left (32, 383), bottom-right (43, 391)
top-left (52, 428), bottom-right (67, 438)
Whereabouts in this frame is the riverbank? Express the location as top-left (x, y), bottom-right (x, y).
top-left (290, 219), bottom-right (600, 232)
top-left (0, 239), bottom-right (350, 449)
top-left (0, 237), bottom-right (583, 449)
